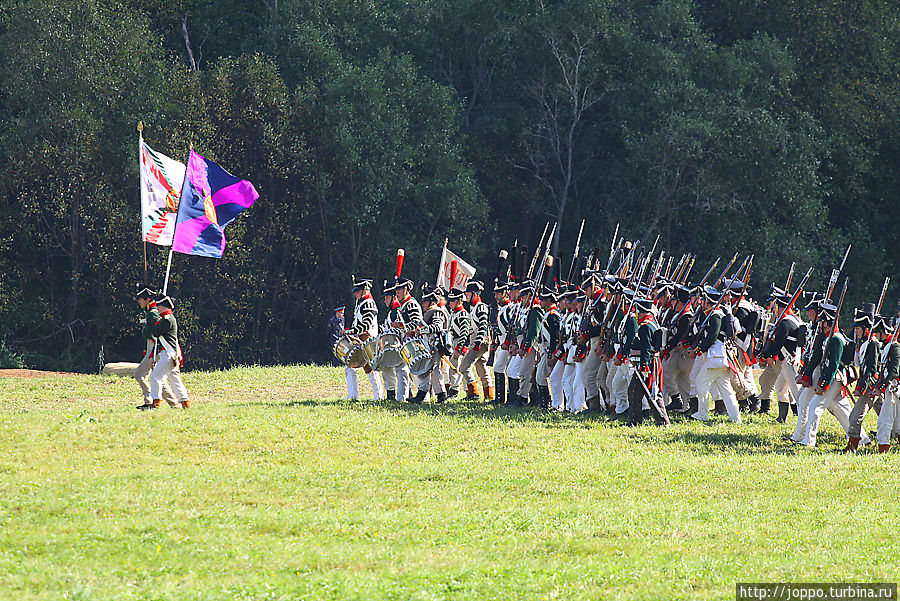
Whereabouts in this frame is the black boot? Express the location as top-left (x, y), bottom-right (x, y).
top-left (665, 394), bottom-right (685, 413)
top-left (386, 389), bottom-right (396, 401)
top-left (529, 384), bottom-right (540, 407)
top-left (747, 395), bottom-right (761, 413)
top-left (791, 402), bottom-right (798, 415)
top-left (758, 397), bottom-right (771, 414)
top-left (409, 390), bottom-right (427, 404)
top-left (493, 373), bottom-right (506, 406)
top-left (435, 392), bottom-right (447, 404)
top-left (506, 379), bottom-right (520, 406)
top-left (738, 398), bottom-right (749, 413)
top-left (713, 399), bottom-right (726, 415)
top-left (446, 387), bottom-right (458, 399)
top-left (537, 385), bottom-right (551, 410)
top-left (688, 396), bottom-right (699, 415)
top-left (776, 401), bottom-right (789, 423)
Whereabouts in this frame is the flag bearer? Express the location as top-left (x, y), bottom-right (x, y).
top-left (134, 285), bottom-right (177, 410)
top-left (141, 295), bottom-right (190, 411)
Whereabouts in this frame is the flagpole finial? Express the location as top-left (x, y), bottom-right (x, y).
top-left (444, 237), bottom-right (448, 248)
top-left (137, 121), bottom-right (143, 135)
top-left (189, 140), bottom-right (194, 151)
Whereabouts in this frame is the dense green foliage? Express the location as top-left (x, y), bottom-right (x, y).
top-left (1, 365), bottom-right (897, 600)
top-left (1, 0), bottom-right (897, 370)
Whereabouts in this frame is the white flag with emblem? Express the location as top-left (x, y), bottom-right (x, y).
top-left (140, 136), bottom-right (186, 246)
top-left (436, 245), bottom-right (476, 290)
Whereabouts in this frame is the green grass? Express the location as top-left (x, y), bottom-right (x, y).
top-left (1, 365), bottom-right (897, 601)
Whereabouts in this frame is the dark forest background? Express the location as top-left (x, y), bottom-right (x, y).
top-left (0, 0), bottom-right (897, 371)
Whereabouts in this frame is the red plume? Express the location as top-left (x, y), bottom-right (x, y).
top-left (396, 249), bottom-right (405, 278)
top-left (450, 259), bottom-right (458, 290)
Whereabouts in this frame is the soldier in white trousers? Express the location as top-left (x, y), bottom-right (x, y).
top-left (344, 277), bottom-right (385, 402)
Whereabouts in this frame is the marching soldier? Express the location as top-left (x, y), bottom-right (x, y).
top-left (345, 277), bottom-right (385, 402)
top-left (409, 283), bottom-right (448, 404)
top-left (492, 278), bottom-right (513, 405)
top-left (379, 284), bottom-right (402, 400)
top-left (459, 280), bottom-right (493, 401)
top-left (578, 274), bottom-right (607, 411)
top-left (611, 289), bottom-right (640, 418)
top-left (844, 304), bottom-right (879, 451)
top-left (134, 285), bottom-right (177, 410)
top-left (447, 286), bottom-right (471, 399)
top-left (515, 283), bottom-right (543, 407)
top-left (549, 286), bottom-right (574, 410)
top-left (388, 276), bottom-right (424, 403)
top-left (721, 278), bottom-right (759, 412)
top-left (535, 285), bottom-right (561, 410)
top-left (661, 284), bottom-right (695, 414)
top-left (795, 303), bottom-right (864, 447)
top-left (627, 296), bottom-right (668, 426)
top-left (562, 287), bottom-right (588, 412)
top-left (757, 285), bottom-right (806, 416)
top-left (690, 286), bottom-right (741, 423)
top-left (873, 315), bottom-right (900, 452)
top-left (503, 282), bottom-right (524, 405)
top-left (141, 295), bottom-right (190, 411)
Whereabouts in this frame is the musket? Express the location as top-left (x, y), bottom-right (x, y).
top-left (860, 278), bottom-right (891, 355)
top-left (698, 256), bottom-right (753, 331)
top-left (680, 255), bottom-right (696, 284)
top-left (646, 234), bottom-right (661, 267)
top-left (527, 222), bottom-right (550, 280)
top-left (824, 244), bottom-right (852, 302)
top-left (714, 252), bottom-right (740, 287)
top-left (608, 223), bottom-right (619, 266)
top-left (664, 255), bottom-right (674, 280)
top-left (784, 262), bottom-right (796, 292)
top-left (773, 267), bottom-right (815, 329)
top-left (605, 238), bottom-right (624, 274)
top-left (649, 251), bottom-right (665, 288)
top-left (567, 220), bottom-right (585, 282)
top-left (671, 254), bottom-right (688, 283)
top-left (533, 223), bottom-right (556, 288)
top-left (831, 277), bottom-right (849, 336)
top-left (695, 258), bottom-right (720, 289)
top-left (616, 239), bottom-right (640, 278)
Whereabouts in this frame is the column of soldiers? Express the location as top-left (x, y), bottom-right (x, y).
top-left (336, 239), bottom-right (900, 453)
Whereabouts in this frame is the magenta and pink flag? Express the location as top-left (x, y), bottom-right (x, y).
top-left (172, 150), bottom-right (259, 258)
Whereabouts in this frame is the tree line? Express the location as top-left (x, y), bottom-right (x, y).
top-left (0, 0), bottom-right (897, 371)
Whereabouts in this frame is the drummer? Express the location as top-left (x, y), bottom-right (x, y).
top-left (409, 283), bottom-right (449, 404)
top-left (343, 276), bottom-right (386, 402)
top-left (387, 275), bottom-right (425, 403)
top-left (379, 282), bottom-right (402, 401)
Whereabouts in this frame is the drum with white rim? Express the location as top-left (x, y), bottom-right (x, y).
top-left (374, 330), bottom-right (404, 368)
top-left (333, 335), bottom-right (366, 369)
top-left (401, 336), bottom-right (434, 375)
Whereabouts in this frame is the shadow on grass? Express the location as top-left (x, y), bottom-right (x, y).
top-left (271, 396), bottom-right (842, 455)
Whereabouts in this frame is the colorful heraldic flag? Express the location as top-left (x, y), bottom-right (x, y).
top-left (172, 150), bottom-right (259, 258)
top-left (437, 246), bottom-right (476, 290)
top-left (140, 138), bottom-right (186, 246)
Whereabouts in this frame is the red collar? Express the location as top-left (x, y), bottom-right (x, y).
top-left (499, 299), bottom-right (510, 306)
top-left (148, 301), bottom-right (157, 309)
top-left (159, 308), bottom-right (173, 317)
top-left (453, 304), bottom-right (467, 313)
top-left (638, 314), bottom-right (655, 325)
top-left (361, 292), bottom-right (373, 301)
top-left (391, 299), bottom-right (401, 309)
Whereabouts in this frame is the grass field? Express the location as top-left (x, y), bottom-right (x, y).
top-left (1, 365), bottom-right (898, 601)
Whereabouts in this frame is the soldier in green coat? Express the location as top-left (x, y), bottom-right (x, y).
top-left (133, 286), bottom-right (176, 410)
top-left (141, 295), bottom-right (190, 411)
